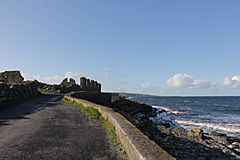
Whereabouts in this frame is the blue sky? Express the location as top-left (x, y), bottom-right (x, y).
top-left (1, 0), bottom-right (240, 96)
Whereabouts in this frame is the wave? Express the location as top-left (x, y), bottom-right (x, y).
top-left (175, 119), bottom-right (240, 135)
top-left (152, 106), bottom-right (190, 115)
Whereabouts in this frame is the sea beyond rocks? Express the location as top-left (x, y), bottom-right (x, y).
top-left (111, 97), bottom-right (240, 160)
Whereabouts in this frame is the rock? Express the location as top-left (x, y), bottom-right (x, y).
top-left (162, 145), bottom-right (176, 155)
top-left (161, 122), bottom-right (171, 128)
top-left (208, 131), bottom-right (228, 143)
top-left (235, 148), bottom-right (240, 153)
top-left (172, 128), bottom-right (188, 138)
top-left (188, 128), bottom-right (203, 140)
top-left (228, 144), bottom-right (235, 149)
top-left (228, 142), bottom-right (240, 149)
top-left (157, 125), bottom-right (172, 135)
top-left (232, 142), bottom-right (240, 148)
top-left (210, 131), bottom-right (227, 137)
top-left (151, 135), bottom-right (165, 146)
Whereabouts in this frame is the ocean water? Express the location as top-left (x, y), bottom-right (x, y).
top-left (129, 96), bottom-right (240, 139)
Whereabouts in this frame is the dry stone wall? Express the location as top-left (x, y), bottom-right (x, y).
top-left (0, 81), bottom-right (39, 103)
top-left (0, 71), bottom-right (39, 103)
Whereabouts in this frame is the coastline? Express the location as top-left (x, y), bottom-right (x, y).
top-left (113, 96), bottom-right (240, 160)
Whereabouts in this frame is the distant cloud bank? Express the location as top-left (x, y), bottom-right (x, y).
top-left (167, 73), bottom-right (240, 90)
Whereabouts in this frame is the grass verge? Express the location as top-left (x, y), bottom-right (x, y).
top-left (62, 97), bottom-right (127, 157)
top-left (38, 88), bottom-right (60, 94)
top-left (62, 97), bottom-right (104, 120)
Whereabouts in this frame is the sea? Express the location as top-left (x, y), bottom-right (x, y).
top-left (128, 96), bottom-right (240, 139)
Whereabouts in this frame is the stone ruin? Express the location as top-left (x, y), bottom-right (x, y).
top-left (0, 71), bottom-right (24, 84)
top-left (0, 70), bottom-right (102, 102)
top-left (38, 77), bottom-right (101, 93)
top-left (61, 78), bottom-right (76, 87)
top-left (0, 71), bottom-right (39, 102)
top-left (80, 77), bottom-right (101, 92)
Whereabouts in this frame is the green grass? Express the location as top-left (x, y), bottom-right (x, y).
top-left (103, 121), bottom-right (125, 153)
top-left (62, 97), bottom-right (126, 155)
top-left (62, 97), bottom-right (104, 121)
top-left (38, 88), bottom-right (60, 94)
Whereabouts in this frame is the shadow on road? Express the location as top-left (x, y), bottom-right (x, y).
top-left (0, 94), bottom-right (63, 126)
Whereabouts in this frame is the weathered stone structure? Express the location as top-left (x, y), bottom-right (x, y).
top-left (0, 71), bottom-right (24, 84)
top-left (69, 91), bottom-right (119, 107)
top-left (0, 71), bottom-right (39, 103)
top-left (80, 77), bottom-right (101, 92)
top-left (60, 78), bottom-right (76, 87)
top-left (0, 70), bottom-right (102, 102)
top-left (38, 77), bottom-right (101, 94)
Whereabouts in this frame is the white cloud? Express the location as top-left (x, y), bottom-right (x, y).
top-left (192, 79), bottom-right (210, 89)
top-left (222, 76), bottom-right (240, 88)
top-left (167, 74), bottom-right (194, 88)
top-left (23, 71), bottom-right (87, 84)
top-left (64, 71), bottom-right (86, 79)
top-left (232, 75), bottom-right (240, 81)
top-left (232, 76), bottom-right (240, 88)
top-left (141, 82), bottom-right (150, 89)
top-left (22, 73), bottom-right (64, 84)
top-left (136, 82), bottom-right (152, 92)
top-left (167, 74), bottom-right (240, 91)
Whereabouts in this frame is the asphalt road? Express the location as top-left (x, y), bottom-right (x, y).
top-left (0, 94), bottom-right (125, 160)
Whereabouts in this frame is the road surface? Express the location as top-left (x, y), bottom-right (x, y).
top-left (0, 94), bottom-right (125, 160)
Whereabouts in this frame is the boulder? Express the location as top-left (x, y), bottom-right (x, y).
top-left (188, 128), bottom-right (203, 140)
top-left (228, 142), bottom-right (240, 149)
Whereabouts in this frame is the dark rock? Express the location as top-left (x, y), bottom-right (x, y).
top-left (208, 131), bottom-right (228, 143)
top-left (210, 131), bottom-right (227, 137)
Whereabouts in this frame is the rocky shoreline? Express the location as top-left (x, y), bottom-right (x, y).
top-left (111, 97), bottom-right (240, 160)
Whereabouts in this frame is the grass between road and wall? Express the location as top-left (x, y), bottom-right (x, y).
top-left (38, 88), bottom-right (60, 94)
top-left (62, 97), bottom-right (127, 159)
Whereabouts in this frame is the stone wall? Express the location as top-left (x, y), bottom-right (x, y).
top-left (64, 95), bottom-right (175, 160)
top-left (0, 81), bottom-right (39, 103)
top-left (69, 91), bottom-right (119, 107)
top-left (0, 71), bottom-right (24, 84)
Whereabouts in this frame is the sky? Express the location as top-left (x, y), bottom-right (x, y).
top-left (0, 0), bottom-right (240, 96)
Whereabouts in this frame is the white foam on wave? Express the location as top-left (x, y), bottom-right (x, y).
top-left (153, 106), bottom-right (189, 115)
top-left (175, 119), bottom-right (240, 135)
top-left (152, 105), bottom-right (172, 112)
